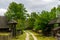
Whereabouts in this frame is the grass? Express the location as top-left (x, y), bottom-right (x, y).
top-left (36, 35), bottom-right (56, 40)
top-left (12, 32), bottom-right (26, 40)
top-left (0, 32), bottom-right (10, 35)
top-left (0, 32), bottom-right (11, 40)
top-left (29, 33), bottom-right (34, 40)
top-left (25, 30), bottom-right (34, 40)
top-left (12, 30), bottom-right (56, 40)
top-left (29, 30), bottom-right (56, 40)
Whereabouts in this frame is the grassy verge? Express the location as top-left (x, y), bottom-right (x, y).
top-left (12, 32), bottom-right (26, 40)
top-left (29, 30), bottom-right (56, 40)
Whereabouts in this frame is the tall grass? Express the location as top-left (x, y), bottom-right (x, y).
top-left (12, 32), bottom-right (26, 40)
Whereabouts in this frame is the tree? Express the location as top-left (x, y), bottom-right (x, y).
top-left (25, 12), bottom-right (38, 29)
top-left (40, 8), bottom-right (56, 36)
top-left (50, 7), bottom-right (56, 19)
top-left (34, 11), bottom-right (50, 30)
top-left (56, 5), bottom-right (60, 17)
top-left (33, 9), bottom-right (56, 36)
top-left (5, 2), bottom-right (27, 30)
top-left (5, 2), bottom-right (27, 20)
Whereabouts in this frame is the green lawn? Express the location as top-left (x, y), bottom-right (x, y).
top-left (12, 32), bottom-right (26, 40)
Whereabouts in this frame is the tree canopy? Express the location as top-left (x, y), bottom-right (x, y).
top-left (5, 2), bottom-right (60, 35)
top-left (5, 2), bottom-right (27, 20)
top-left (5, 2), bottom-right (27, 30)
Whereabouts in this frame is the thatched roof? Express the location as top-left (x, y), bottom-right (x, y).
top-left (48, 18), bottom-right (60, 25)
top-left (0, 16), bottom-right (9, 28)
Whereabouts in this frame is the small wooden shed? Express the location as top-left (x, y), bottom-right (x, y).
top-left (8, 19), bottom-right (17, 37)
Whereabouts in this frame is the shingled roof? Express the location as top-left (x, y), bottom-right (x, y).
top-left (0, 16), bottom-right (9, 28)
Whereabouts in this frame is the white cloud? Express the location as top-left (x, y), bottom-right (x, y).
top-left (0, 8), bottom-right (7, 16)
top-left (24, 0), bottom-right (56, 6)
top-left (0, 0), bottom-right (60, 14)
top-left (42, 0), bottom-right (55, 2)
top-left (22, 0), bottom-right (60, 12)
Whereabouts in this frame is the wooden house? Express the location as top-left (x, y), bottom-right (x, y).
top-left (47, 17), bottom-right (60, 36)
top-left (0, 16), bottom-right (10, 32)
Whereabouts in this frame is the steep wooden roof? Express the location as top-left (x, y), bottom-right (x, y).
top-left (48, 17), bottom-right (60, 25)
top-left (0, 16), bottom-right (9, 28)
top-left (8, 19), bottom-right (17, 24)
top-left (53, 27), bottom-right (60, 31)
top-left (56, 18), bottom-right (60, 24)
top-left (48, 19), bottom-right (56, 25)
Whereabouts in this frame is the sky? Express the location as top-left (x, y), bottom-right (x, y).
top-left (0, 0), bottom-right (60, 16)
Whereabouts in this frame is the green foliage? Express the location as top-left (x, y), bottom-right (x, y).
top-left (5, 2), bottom-right (27, 30)
top-left (26, 7), bottom-right (57, 31)
top-left (56, 5), bottom-right (60, 17)
top-left (5, 2), bottom-right (60, 34)
top-left (25, 12), bottom-right (38, 29)
top-left (16, 19), bottom-right (25, 30)
top-left (50, 7), bottom-right (56, 19)
top-left (5, 2), bottom-right (27, 20)
top-left (25, 8), bottom-right (57, 31)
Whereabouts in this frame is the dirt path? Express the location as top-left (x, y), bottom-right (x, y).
top-left (24, 31), bottom-right (37, 40)
top-left (28, 32), bottom-right (37, 40)
top-left (26, 32), bottom-right (29, 40)
top-left (24, 31), bottom-right (29, 40)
